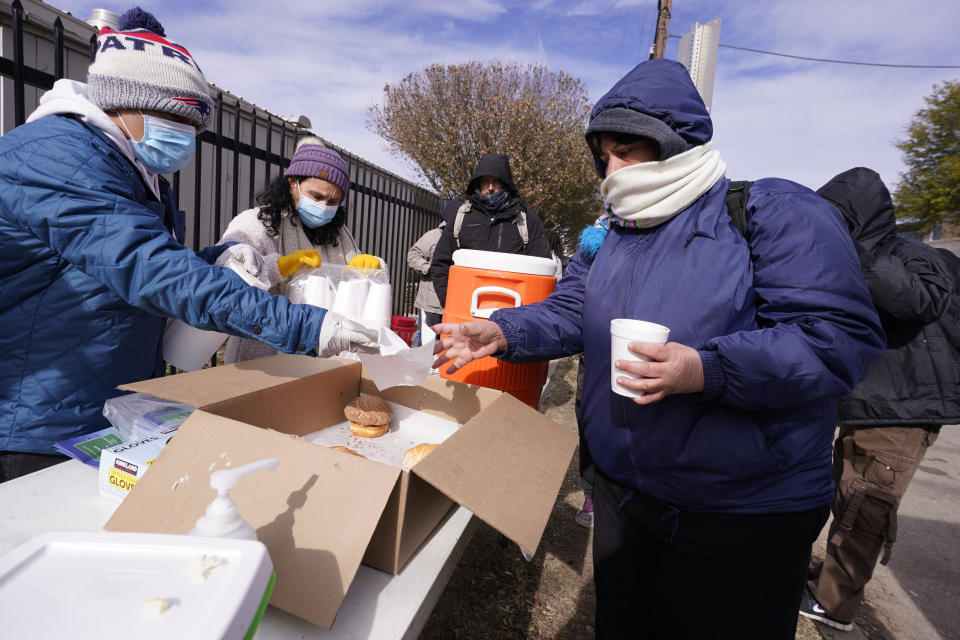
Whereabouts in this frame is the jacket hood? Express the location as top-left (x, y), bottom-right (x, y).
top-left (589, 59), bottom-right (713, 152)
top-left (816, 167), bottom-right (895, 252)
top-left (466, 153), bottom-right (519, 196)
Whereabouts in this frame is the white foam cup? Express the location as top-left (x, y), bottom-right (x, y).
top-left (360, 280), bottom-right (393, 330)
top-left (610, 319), bottom-right (670, 398)
top-left (162, 259), bottom-right (271, 371)
top-left (162, 319), bottom-right (228, 371)
top-left (332, 278), bottom-right (370, 318)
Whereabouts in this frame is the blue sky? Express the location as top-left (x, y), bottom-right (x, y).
top-left (56, 0), bottom-right (959, 194)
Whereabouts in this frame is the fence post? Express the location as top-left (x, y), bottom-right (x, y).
top-left (231, 100), bottom-right (240, 218)
top-left (248, 107), bottom-right (257, 207)
top-left (53, 17), bottom-right (64, 80)
top-left (264, 115), bottom-right (272, 188)
top-left (193, 130), bottom-right (203, 250)
top-left (209, 92), bottom-right (224, 372)
top-left (173, 170), bottom-right (180, 209)
top-left (213, 91), bottom-right (223, 239)
top-left (12, 0), bottom-right (25, 126)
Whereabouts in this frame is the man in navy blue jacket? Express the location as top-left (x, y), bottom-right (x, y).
top-left (433, 59), bottom-right (884, 639)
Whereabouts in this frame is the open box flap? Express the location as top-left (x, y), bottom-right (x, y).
top-left (104, 411), bottom-right (400, 629)
top-left (120, 354), bottom-right (356, 408)
top-left (410, 393), bottom-right (577, 555)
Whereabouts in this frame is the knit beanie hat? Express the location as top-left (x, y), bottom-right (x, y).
top-left (87, 7), bottom-right (213, 129)
top-left (284, 144), bottom-right (351, 199)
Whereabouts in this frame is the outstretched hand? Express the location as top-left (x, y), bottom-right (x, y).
top-left (431, 320), bottom-right (507, 374)
top-left (614, 341), bottom-right (704, 405)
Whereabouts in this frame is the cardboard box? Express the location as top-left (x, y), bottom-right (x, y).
top-left (98, 432), bottom-right (175, 503)
top-left (105, 354), bottom-right (577, 629)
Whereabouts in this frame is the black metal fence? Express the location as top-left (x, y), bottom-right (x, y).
top-left (0, 0), bottom-right (443, 322)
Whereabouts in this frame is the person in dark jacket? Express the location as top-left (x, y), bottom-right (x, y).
top-left (432, 59), bottom-right (884, 639)
top-left (428, 153), bottom-right (552, 304)
top-left (407, 221), bottom-right (446, 327)
top-left (0, 9), bottom-right (376, 482)
top-left (799, 168), bottom-right (960, 631)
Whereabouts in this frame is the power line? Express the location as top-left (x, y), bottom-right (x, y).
top-left (668, 35), bottom-right (960, 69)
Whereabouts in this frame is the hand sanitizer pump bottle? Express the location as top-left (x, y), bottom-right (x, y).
top-left (190, 458), bottom-right (279, 540)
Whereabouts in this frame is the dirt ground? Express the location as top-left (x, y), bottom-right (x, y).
top-left (418, 355), bottom-right (824, 640)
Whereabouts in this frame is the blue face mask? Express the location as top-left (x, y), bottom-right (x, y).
top-left (296, 182), bottom-right (339, 228)
top-left (122, 113), bottom-right (196, 174)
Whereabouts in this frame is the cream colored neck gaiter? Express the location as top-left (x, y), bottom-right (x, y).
top-left (600, 141), bottom-right (726, 228)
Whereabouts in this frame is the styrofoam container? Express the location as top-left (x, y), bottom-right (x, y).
top-left (0, 531), bottom-right (274, 639)
top-left (451, 249), bottom-right (557, 276)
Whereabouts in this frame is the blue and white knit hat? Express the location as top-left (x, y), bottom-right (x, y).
top-left (87, 8), bottom-right (213, 129)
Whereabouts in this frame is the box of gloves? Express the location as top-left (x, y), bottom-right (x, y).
top-left (103, 354), bottom-right (576, 630)
top-left (98, 432), bottom-right (175, 503)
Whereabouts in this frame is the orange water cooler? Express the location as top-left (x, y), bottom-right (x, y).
top-left (440, 249), bottom-right (558, 408)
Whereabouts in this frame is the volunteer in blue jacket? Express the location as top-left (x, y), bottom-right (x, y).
top-left (433, 59), bottom-right (885, 639)
top-left (0, 9), bottom-right (375, 482)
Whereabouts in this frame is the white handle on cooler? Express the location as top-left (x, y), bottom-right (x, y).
top-left (470, 286), bottom-right (521, 319)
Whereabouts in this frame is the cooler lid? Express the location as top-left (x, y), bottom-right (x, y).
top-left (452, 249), bottom-right (557, 276)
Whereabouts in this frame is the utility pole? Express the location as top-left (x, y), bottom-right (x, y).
top-left (650, 0), bottom-right (672, 59)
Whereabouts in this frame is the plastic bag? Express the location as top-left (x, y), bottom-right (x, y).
top-left (103, 392), bottom-right (195, 442)
top-left (287, 262), bottom-right (393, 330)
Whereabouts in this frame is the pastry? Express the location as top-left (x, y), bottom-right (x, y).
top-left (403, 443), bottom-right (439, 469)
top-left (344, 395), bottom-right (393, 438)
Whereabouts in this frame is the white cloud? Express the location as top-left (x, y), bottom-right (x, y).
top-left (413, 0), bottom-right (507, 21)
top-left (52, 0), bottom-right (959, 194)
top-left (692, 0), bottom-right (960, 190)
top-left (710, 65), bottom-right (942, 189)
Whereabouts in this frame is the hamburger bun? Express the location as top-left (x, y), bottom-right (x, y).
top-left (330, 445), bottom-right (365, 458)
top-left (349, 422), bottom-right (390, 438)
top-left (344, 395), bottom-right (394, 426)
top-left (403, 443), bottom-right (439, 469)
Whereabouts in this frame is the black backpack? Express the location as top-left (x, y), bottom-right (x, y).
top-left (725, 178), bottom-right (960, 351)
top-left (723, 180), bottom-right (754, 239)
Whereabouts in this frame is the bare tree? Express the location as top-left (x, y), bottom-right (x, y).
top-left (367, 61), bottom-right (601, 246)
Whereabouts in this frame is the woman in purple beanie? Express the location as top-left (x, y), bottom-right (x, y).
top-left (217, 136), bottom-right (381, 363)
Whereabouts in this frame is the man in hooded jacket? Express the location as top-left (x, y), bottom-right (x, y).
top-left (432, 59), bottom-right (884, 639)
top-left (428, 153), bottom-right (552, 305)
top-left (800, 168), bottom-right (960, 631)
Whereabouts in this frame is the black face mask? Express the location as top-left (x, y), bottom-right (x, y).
top-left (477, 189), bottom-right (511, 211)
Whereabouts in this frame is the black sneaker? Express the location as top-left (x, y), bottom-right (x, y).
top-left (799, 585), bottom-right (854, 631)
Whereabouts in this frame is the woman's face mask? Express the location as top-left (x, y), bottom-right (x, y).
top-left (120, 112), bottom-right (196, 174)
top-left (295, 181), bottom-right (339, 228)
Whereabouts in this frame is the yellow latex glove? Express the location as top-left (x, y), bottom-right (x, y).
top-left (348, 254), bottom-right (382, 269)
top-left (277, 249), bottom-right (322, 277)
